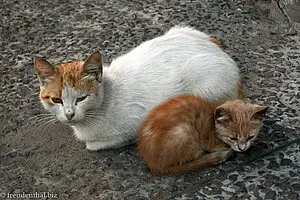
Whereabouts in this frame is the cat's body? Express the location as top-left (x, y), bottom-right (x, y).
top-left (138, 95), bottom-right (268, 175)
top-left (35, 26), bottom-right (242, 150)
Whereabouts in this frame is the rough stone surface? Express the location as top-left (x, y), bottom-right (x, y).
top-left (0, 0), bottom-right (299, 199)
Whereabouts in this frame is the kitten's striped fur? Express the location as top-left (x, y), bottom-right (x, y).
top-left (138, 96), bottom-right (268, 175)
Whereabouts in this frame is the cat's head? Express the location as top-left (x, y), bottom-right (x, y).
top-left (215, 100), bottom-right (268, 152)
top-left (34, 51), bottom-right (104, 124)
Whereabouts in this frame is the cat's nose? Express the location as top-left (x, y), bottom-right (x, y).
top-left (65, 108), bottom-right (75, 120)
top-left (66, 112), bottom-right (75, 120)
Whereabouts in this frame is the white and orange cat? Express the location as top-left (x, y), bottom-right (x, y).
top-left (138, 95), bottom-right (268, 175)
top-left (34, 26), bottom-right (242, 150)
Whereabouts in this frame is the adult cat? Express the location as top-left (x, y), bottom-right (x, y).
top-left (34, 26), bottom-right (242, 150)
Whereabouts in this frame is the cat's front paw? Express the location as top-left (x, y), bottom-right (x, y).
top-left (86, 139), bottom-right (128, 150)
top-left (86, 141), bottom-right (106, 151)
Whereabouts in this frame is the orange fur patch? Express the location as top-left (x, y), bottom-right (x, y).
top-left (210, 37), bottom-right (223, 50)
top-left (40, 75), bottom-right (63, 106)
top-left (57, 61), bottom-right (99, 94)
top-left (237, 79), bottom-right (245, 99)
top-left (39, 61), bottom-right (98, 106)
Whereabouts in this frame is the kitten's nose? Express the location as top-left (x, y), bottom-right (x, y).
top-left (238, 144), bottom-right (247, 152)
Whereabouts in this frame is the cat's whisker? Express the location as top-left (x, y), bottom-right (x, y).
top-left (84, 113), bottom-right (97, 117)
top-left (39, 121), bottom-right (58, 135)
top-left (84, 114), bottom-right (103, 120)
top-left (82, 119), bottom-right (94, 127)
top-left (84, 116), bottom-right (108, 128)
top-left (28, 113), bottom-right (54, 121)
top-left (84, 114), bottom-right (98, 119)
top-left (27, 116), bottom-right (56, 126)
top-left (31, 113), bottom-right (53, 116)
top-left (31, 118), bottom-right (58, 135)
top-left (84, 116), bottom-right (106, 126)
top-left (30, 92), bottom-right (40, 96)
top-left (40, 119), bottom-right (58, 134)
top-left (31, 123), bottom-right (48, 135)
top-left (83, 118), bottom-right (101, 127)
top-left (85, 113), bottom-right (102, 118)
top-left (86, 110), bottom-right (101, 113)
top-left (25, 120), bottom-right (55, 132)
top-left (28, 115), bottom-right (55, 121)
top-left (86, 109), bottom-right (105, 114)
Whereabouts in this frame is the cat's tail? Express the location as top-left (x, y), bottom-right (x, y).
top-left (166, 26), bottom-right (224, 49)
top-left (153, 149), bottom-right (233, 176)
top-left (210, 37), bottom-right (223, 49)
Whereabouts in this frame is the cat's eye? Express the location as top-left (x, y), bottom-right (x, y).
top-left (51, 97), bottom-right (63, 104)
top-left (41, 96), bottom-right (50, 100)
top-left (229, 137), bottom-right (237, 141)
top-left (76, 95), bottom-right (88, 104)
top-left (247, 136), bottom-right (255, 140)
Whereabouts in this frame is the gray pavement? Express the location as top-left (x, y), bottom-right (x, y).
top-left (0, 0), bottom-right (299, 199)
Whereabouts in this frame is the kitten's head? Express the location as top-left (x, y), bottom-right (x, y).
top-left (34, 51), bottom-right (104, 124)
top-left (215, 100), bottom-right (268, 152)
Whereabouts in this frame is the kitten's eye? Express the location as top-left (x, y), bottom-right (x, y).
top-left (76, 95), bottom-right (88, 104)
top-left (247, 136), bottom-right (255, 140)
top-left (229, 137), bottom-right (237, 141)
top-left (51, 97), bottom-right (63, 104)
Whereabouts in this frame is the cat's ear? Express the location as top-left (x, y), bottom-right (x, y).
top-left (83, 51), bottom-right (103, 82)
top-left (215, 106), bottom-right (231, 123)
top-left (251, 105), bottom-right (268, 121)
top-left (34, 57), bottom-right (58, 87)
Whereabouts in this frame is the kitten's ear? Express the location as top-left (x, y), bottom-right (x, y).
top-left (251, 105), bottom-right (268, 121)
top-left (83, 51), bottom-right (103, 82)
top-left (34, 57), bottom-right (57, 87)
top-left (215, 107), bottom-right (231, 123)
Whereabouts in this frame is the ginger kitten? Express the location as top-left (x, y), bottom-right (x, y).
top-left (137, 95), bottom-right (268, 176)
top-left (34, 26), bottom-right (242, 150)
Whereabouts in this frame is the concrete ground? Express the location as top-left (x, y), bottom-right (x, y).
top-left (0, 0), bottom-right (299, 199)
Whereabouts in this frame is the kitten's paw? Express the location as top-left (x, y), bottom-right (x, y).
top-left (219, 149), bottom-right (234, 163)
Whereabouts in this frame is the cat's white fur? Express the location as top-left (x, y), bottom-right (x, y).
top-left (42, 26), bottom-right (241, 150)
